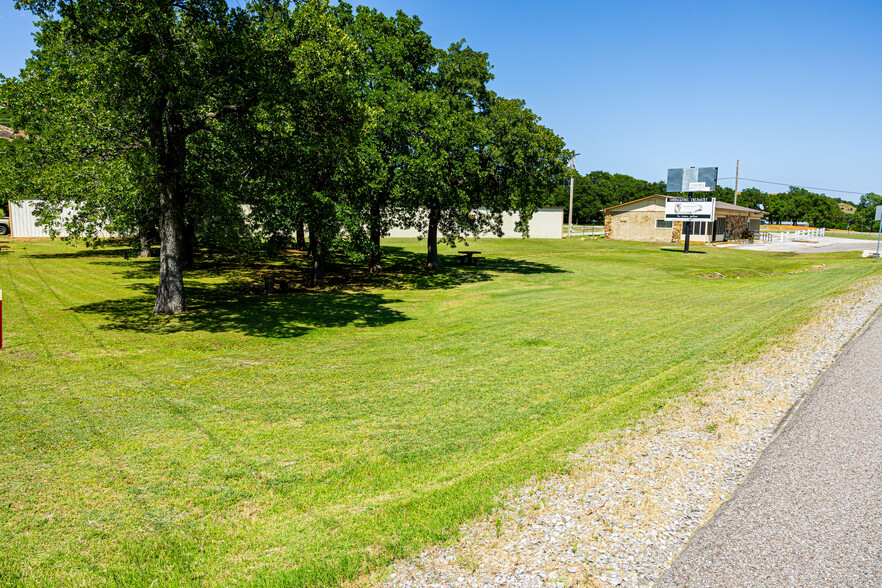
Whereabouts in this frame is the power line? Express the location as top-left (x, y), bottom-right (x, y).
top-left (717, 177), bottom-right (869, 196)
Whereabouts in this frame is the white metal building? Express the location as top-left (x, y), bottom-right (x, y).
top-left (386, 208), bottom-right (564, 239)
top-left (6, 200), bottom-right (114, 238)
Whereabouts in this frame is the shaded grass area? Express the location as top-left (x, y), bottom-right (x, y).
top-left (0, 238), bottom-right (879, 587)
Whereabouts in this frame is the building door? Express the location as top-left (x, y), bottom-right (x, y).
top-left (712, 217), bottom-right (726, 241)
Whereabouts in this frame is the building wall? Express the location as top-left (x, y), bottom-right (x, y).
top-left (9, 200), bottom-right (59, 238)
top-left (386, 208), bottom-right (564, 239)
top-left (605, 197), bottom-right (763, 244)
top-left (607, 209), bottom-right (675, 242)
top-left (8, 200), bottom-right (113, 238)
top-left (725, 214), bottom-right (750, 239)
top-left (604, 198), bottom-right (675, 243)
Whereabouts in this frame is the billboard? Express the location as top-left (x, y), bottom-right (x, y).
top-left (665, 197), bottom-right (716, 221)
top-left (667, 167), bottom-right (718, 193)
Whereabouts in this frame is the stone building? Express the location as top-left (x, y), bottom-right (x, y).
top-left (602, 195), bottom-right (766, 244)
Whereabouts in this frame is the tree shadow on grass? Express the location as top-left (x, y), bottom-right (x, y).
top-left (69, 282), bottom-right (409, 338)
top-left (23, 245), bottom-right (134, 259)
top-left (351, 246), bottom-right (569, 291)
top-left (81, 246), bottom-right (569, 292)
top-left (65, 245), bottom-right (567, 337)
top-left (659, 248), bottom-right (707, 254)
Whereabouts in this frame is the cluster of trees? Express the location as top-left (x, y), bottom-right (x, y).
top-left (554, 170), bottom-right (879, 232)
top-left (549, 171), bottom-right (665, 224)
top-left (0, 0), bottom-right (570, 314)
top-left (715, 186), bottom-right (880, 231)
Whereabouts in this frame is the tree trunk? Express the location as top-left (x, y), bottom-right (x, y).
top-left (137, 225), bottom-right (152, 258)
top-left (154, 186), bottom-right (187, 314)
top-left (182, 218), bottom-right (196, 271)
top-left (426, 206), bottom-right (440, 270)
top-left (295, 221), bottom-right (306, 250)
top-left (368, 198), bottom-right (383, 273)
top-left (152, 107), bottom-right (188, 314)
top-left (308, 223), bottom-right (325, 287)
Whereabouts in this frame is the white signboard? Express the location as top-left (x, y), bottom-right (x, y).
top-left (875, 205), bottom-right (882, 221)
top-left (667, 167), bottom-right (718, 193)
top-left (665, 197), bottom-right (716, 222)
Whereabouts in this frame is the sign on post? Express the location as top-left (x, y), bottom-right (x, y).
top-left (874, 205), bottom-right (882, 221)
top-left (666, 167), bottom-right (718, 193)
top-left (665, 197), bottom-right (716, 222)
top-left (666, 167), bottom-right (718, 253)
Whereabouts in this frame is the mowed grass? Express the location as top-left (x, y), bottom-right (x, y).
top-left (0, 238), bottom-right (878, 587)
top-left (826, 230), bottom-right (881, 240)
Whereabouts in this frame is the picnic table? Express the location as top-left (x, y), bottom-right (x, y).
top-left (457, 250), bottom-right (483, 266)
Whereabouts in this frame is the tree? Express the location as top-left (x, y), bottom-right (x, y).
top-left (332, 3), bottom-right (436, 273)
top-left (400, 41), bottom-right (493, 270)
top-left (0, 39), bottom-right (158, 251)
top-left (551, 171), bottom-right (666, 223)
top-left (854, 193), bottom-right (882, 232)
top-left (9, 0), bottom-right (270, 313)
top-left (481, 94), bottom-right (570, 236)
top-left (762, 187), bottom-right (844, 227)
top-left (7, 0), bottom-right (364, 309)
top-left (735, 187), bottom-right (766, 211)
top-left (226, 0), bottom-right (365, 287)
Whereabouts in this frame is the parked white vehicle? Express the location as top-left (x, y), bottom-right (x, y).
top-left (0, 217), bottom-right (9, 236)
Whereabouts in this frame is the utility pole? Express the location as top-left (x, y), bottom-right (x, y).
top-left (568, 153), bottom-right (579, 237)
top-left (733, 159), bottom-right (740, 206)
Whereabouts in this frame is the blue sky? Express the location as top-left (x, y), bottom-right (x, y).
top-left (3, 0), bottom-right (881, 202)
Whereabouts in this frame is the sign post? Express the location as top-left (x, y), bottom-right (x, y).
top-left (874, 205), bottom-right (882, 263)
top-left (665, 196), bottom-right (716, 252)
top-left (683, 197), bottom-right (692, 252)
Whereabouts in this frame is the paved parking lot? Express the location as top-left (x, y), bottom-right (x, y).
top-left (729, 235), bottom-right (880, 255)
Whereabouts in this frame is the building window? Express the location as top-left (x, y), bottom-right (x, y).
top-left (683, 221), bottom-right (707, 235)
top-left (656, 219), bottom-right (673, 229)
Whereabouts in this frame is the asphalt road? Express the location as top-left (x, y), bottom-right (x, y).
top-left (656, 306), bottom-right (882, 587)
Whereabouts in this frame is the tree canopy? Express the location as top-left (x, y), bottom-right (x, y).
top-left (1, 0), bottom-right (572, 311)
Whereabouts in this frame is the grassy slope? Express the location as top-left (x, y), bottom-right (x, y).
top-left (0, 238), bottom-right (878, 587)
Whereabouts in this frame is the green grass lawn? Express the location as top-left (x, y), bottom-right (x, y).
top-left (0, 238), bottom-right (878, 587)
top-left (826, 230), bottom-right (881, 240)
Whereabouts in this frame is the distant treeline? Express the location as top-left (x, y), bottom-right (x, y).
top-left (551, 171), bottom-right (881, 231)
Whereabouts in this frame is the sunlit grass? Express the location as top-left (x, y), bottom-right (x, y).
top-left (826, 230), bottom-right (881, 241)
top-left (0, 237), bottom-right (878, 587)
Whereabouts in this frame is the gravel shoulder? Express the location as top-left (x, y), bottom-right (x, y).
top-left (361, 275), bottom-right (882, 588)
top-left (657, 284), bottom-right (882, 587)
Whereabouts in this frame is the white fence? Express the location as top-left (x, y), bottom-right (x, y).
top-left (565, 224), bottom-right (603, 237)
top-left (757, 228), bottom-right (826, 243)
